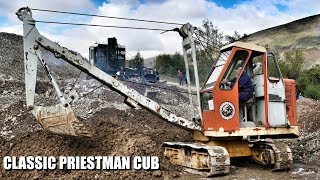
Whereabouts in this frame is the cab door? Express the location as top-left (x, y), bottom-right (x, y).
top-left (266, 53), bottom-right (287, 127)
top-left (211, 49), bottom-right (251, 132)
top-left (201, 50), bottom-right (231, 131)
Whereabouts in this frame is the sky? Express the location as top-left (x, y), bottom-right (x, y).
top-left (0, 0), bottom-right (319, 59)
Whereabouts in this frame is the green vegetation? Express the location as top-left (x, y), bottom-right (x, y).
top-left (225, 31), bottom-right (241, 43)
top-left (154, 53), bottom-right (185, 78)
top-left (154, 20), bottom-right (246, 85)
top-left (278, 50), bottom-right (320, 100)
top-left (304, 84), bottom-right (320, 100)
top-left (298, 64), bottom-right (320, 100)
top-left (128, 52), bottom-right (144, 70)
top-left (279, 50), bottom-right (304, 80)
top-left (154, 51), bottom-right (220, 86)
top-left (196, 50), bottom-right (218, 85)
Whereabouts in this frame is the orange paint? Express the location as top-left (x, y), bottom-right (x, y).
top-left (284, 79), bottom-right (298, 126)
top-left (202, 47), bottom-right (252, 132)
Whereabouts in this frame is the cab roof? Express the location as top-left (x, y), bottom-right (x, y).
top-left (220, 41), bottom-right (267, 53)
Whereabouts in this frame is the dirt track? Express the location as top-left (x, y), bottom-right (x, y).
top-left (0, 32), bottom-right (319, 179)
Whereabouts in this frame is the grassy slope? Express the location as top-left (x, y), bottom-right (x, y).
top-left (242, 14), bottom-right (320, 67)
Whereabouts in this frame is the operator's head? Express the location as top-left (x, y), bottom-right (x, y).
top-left (235, 60), bottom-right (244, 76)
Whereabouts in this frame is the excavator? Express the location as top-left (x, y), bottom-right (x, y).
top-left (16, 7), bottom-right (298, 176)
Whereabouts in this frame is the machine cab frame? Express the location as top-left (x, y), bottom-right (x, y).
top-left (200, 42), bottom-right (297, 135)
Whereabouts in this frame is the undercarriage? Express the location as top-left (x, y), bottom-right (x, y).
top-left (163, 140), bottom-right (293, 176)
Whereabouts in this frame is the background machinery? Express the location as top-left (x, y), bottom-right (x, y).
top-left (16, 7), bottom-right (298, 176)
top-left (88, 37), bottom-right (126, 77)
top-left (89, 37), bottom-right (159, 83)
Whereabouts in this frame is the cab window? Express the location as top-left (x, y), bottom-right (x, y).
top-left (201, 92), bottom-right (213, 111)
top-left (267, 54), bottom-right (281, 81)
top-left (220, 50), bottom-right (249, 90)
top-left (202, 50), bottom-right (231, 91)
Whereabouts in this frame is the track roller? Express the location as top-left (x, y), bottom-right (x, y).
top-left (162, 142), bottom-right (230, 176)
top-left (250, 141), bottom-right (292, 171)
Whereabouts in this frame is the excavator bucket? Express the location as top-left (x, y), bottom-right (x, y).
top-left (32, 105), bottom-right (93, 137)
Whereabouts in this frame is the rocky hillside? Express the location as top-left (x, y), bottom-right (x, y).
top-left (0, 33), bottom-right (24, 80)
top-left (243, 14), bottom-right (320, 67)
top-left (0, 32), bottom-right (81, 81)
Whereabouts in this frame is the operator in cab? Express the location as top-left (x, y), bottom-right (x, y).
top-left (222, 61), bottom-right (253, 103)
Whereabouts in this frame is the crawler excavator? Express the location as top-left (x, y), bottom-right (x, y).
top-left (16, 7), bottom-right (298, 176)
